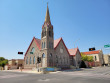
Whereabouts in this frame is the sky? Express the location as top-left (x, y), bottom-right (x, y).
top-left (0, 0), bottom-right (110, 60)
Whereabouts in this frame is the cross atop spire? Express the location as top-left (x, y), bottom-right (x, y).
top-left (45, 3), bottom-right (50, 23)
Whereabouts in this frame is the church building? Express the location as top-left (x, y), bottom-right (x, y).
top-left (24, 4), bottom-right (81, 69)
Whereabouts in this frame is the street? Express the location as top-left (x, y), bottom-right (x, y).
top-left (0, 67), bottom-right (110, 83)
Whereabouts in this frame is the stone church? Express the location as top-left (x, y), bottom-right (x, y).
top-left (24, 4), bottom-right (81, 69)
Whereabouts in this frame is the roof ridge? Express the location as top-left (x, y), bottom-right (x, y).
top-left (82, 50), bottom-right (100, 53)
top-left (68, 47), bottom-right (79, 50)
top-left (54, 37), bottom-right (62, 40)
top-left (35, 37), bottom-right (41, 40)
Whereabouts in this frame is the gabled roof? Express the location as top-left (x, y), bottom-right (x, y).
top-left (54, 38), bottom-right (62, 49)
top-left (54, 37), bottom-right (70, 55)
top-left (82, 50), bottom-right (100, 55)
top-left (35, 38), bottom-right (41, 49)
top-left (25, 37), bottom-right (76, 57)
top-left (24, 37), bottom-right (41, 57)
top-left (68, 48), bottom-right (78, 56)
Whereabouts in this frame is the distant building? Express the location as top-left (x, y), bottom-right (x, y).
top-left (8, 59), bottom-right (24, 69)
top-left (103, 54), bottom-right (110, 66)
top-left (24, 4), bottom-right (81, 69)
top-left (82, 50), bottom-right (104, 66)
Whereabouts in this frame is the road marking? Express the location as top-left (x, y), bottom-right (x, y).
top-left (38, 79), bottom-right (50, 81)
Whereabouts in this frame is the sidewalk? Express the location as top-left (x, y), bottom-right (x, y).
top-left (2, 67), bottom-right (97, 74)
top-left (3, 69), bottom-right (61, 74)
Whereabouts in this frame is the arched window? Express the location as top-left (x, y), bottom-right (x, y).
top-left (26, 57), bottom-right (28, 64)
top-left (44, 42), bottom-right (45, 48)
top-left (42, 53), bottom-right (45, 58)
top-left (49, 31), bottom-right (51, 37)
top-left (50, 53), bottom-right (52, 57)
top-left (42, 42), bottom-right (43, 49)
top-left (31, 47), bottom-right (35, 53)
top-left (30, 57), bottom-right (31, 64)
top-left (33, 56), bottom-right (35, 64)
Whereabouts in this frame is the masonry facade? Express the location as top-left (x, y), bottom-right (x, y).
top-left (104, 54), bottom-right (110, 66)
top-left (24, 4), bottom-right (81, 69)
top-left (82, 50), bottom-right (104, 66)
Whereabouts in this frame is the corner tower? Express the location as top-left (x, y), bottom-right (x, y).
top-left (41, 4), bottom-right (54, 67)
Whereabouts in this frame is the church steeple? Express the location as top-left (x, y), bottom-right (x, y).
top-left (45, 3), bottom-right (50, 23)
top-left (41, 3), bottom-right (54, 67)
top-left (41, 3), bottom-right (54, 50)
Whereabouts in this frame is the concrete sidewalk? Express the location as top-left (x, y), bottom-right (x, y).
top-left (2, 67), bottom-right (97, 74)
top-left (2, 69), bottom-right (61, 74)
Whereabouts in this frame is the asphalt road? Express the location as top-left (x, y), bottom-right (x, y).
top-left (0, 67), bottom-right (110, 83)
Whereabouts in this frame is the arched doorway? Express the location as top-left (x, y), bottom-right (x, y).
top-left (42, 53), bottom-right (45, 67)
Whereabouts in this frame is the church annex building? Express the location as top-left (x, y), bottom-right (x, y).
top-left (24, 4), bottom-right (81, 69)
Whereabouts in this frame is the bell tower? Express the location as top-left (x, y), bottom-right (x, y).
top-left (41, 3), bottom-right (54, 67)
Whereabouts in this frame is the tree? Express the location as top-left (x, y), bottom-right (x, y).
top-left (0, 57), bottom-right (8, 67)
top-left (81, 53), bottom-right (93, 62)
top-left (87, 56), bottom-right (94, 62)
top-left (81, 53), bottom-right (88, 61)
top-left (0, 57), bottom-right (5, 62)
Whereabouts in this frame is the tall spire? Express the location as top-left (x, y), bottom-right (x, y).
top-left (45, 3), bottom-right (50, 23)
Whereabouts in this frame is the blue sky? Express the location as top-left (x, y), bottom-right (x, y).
top-left (0, 0), bottom-right (110, 59)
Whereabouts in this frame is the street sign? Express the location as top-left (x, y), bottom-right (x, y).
top-left (30, 52), bottom-right (33, 54)
top-left (104, 44), bottom-right (110, 48)
top-left (18, 52), bottom-right (23, 55)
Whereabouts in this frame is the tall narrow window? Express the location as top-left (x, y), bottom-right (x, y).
top-left (49, 42), bottom-right (51, 49)
top-left (56, 55), bottom-right (58, 63)
top-left (51, 43), bottom-right (53, 49)
top-left (42, 32), bottom-right (43, 38)
top-left (33, 56), bottom-right (35, 64)
top-left (44, 30), bottom-right (46, 36)
top-left (95, 56), bottom-right (97, 61)
top-left (42, 53), bottom-right (45, 58)
top-left (42, 42), bottom-right (43, 49)
top-left (44, 42), bottom-right (45, 48)
top-left (26, 57), bottom-right (28, 64)
top-left (42, 31), bottom-right (44, 38)
top-left (30, 57), bottom-right (31, 64)
top-left (49, 31), bottom-right (51, 37)
top-left (109, 56), bottom-right (110, 62)
top-left (50, 53), bottom-right (52, 57)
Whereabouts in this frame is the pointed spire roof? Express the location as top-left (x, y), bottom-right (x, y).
top-left (45, 3), bottom-right (50, 23)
